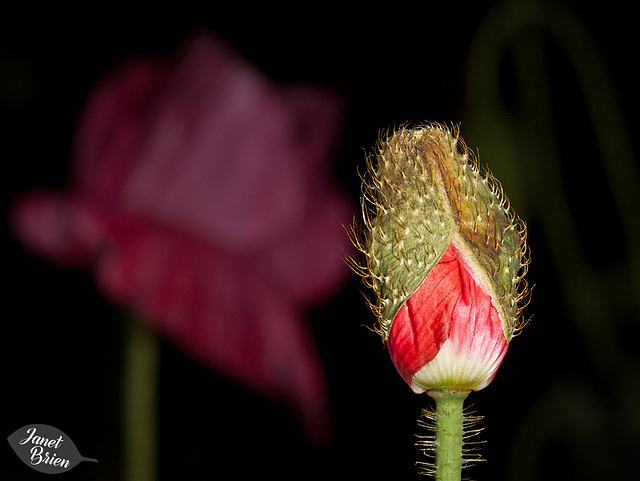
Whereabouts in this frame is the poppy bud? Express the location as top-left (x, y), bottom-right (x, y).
top-left (353, 124), bottom-right (529, 393)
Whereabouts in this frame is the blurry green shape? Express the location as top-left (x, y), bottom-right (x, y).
top-left (506, 379), bottom-right (609, 481)
top-left (124, 317), bottom-right (159, 481)
top-left (466, 0), bottom-right (639, 366)
top-left (464, 0), bottom-right (640, 479)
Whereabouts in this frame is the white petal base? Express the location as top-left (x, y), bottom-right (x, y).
top-left (409, 338), bottom-right (506, 394)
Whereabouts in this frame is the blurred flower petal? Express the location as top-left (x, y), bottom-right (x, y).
top-left (11, 30), bottom-right (354, 443)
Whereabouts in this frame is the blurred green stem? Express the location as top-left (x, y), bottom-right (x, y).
top-left (429, 390), bottom-right (469, 481)
top-left (466, 0), bottom-right (640, 478)
top-left (467, 0), bottom-right (638, 372)
top-left (124, 318), bottom-right (158, 481)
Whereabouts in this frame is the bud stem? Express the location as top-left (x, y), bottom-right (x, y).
top-left (428, 390), bottom-right (470, 481)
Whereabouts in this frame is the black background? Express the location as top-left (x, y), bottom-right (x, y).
top-left (2, 2), bottom-right (638, 480)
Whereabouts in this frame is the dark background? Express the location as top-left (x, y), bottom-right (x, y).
top-left (2, 2), bottom-right (638, 480)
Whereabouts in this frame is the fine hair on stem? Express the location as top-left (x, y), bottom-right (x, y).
top-left (416, 398), bottom-right (485, 478)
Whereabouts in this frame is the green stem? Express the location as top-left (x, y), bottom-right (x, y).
top-left (123, 318), bottom-right (159, 481)
top-left (429, 390), bottom-right (470, 481)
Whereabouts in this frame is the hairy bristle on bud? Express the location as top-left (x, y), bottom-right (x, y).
top-left (348, 122), bottom-right (530, 344)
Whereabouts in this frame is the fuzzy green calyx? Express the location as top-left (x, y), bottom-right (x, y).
top-left (355, 123), bottom-right (529, 341)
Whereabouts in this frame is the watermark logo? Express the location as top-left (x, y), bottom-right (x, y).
top-left (7, 424), bottom-right (98, 474)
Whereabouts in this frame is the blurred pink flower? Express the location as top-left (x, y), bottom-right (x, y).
top-left (10, 31), bottom-right (353, 443)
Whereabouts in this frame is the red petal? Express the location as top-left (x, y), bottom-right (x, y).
top-left (386, 243), bottom-right (505, 388)
top-left (119, 33), bottom-right (347, 251)
top-left (71, 58), bottom-right (167, 199)
top-left (94, 213), bottom-right (333, 443)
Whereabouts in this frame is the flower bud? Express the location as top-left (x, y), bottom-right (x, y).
top-left (352, 124), bottom-right (529, 393)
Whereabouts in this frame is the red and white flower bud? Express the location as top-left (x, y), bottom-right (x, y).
top-left (386, 244), bottom-right (508, 392)
top-left (352, 124), bottom-right (529, 392)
